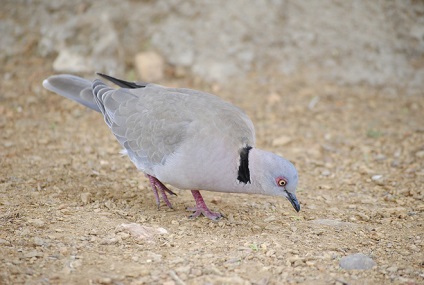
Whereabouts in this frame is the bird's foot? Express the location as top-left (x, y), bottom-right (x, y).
top-left (188, 190), bottom-right (222, 221)
top-left (188, 207), bottom-right (222, 221)
top-left (147, 175), bottom-right (176, 209)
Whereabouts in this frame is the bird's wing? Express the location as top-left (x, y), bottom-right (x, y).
top-left (160, 86), bottom-right (256, 148)
top-left (91, 80), bottom-right (190, 172)
top-left (92, 80), bottom-right (255, 173)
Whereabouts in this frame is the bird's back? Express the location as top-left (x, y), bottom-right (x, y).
top-left (93, 81), bottom-right (256, 177)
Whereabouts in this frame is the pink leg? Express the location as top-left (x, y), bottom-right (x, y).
top-left (147, 175), bottom-right (176, 209)
top-left (188, 190), bottom-right (222, 220)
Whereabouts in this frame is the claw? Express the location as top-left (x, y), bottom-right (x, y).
top-left (188, 190), bottom-right (222, 221)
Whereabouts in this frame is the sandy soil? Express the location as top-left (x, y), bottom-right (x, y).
top-left (1, 8), bottom-right (423, 285)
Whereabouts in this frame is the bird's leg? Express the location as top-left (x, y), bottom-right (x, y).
top-left (155, 178), bottom-right (177, 197)
top-left (155, 179), bottom-right (175, 209)
top-left (147, 175), bottom-right (161, 208)
top-left (188, 190), bottom-right (222, 221)
top-left (147, 175), bottom-right (176, 209)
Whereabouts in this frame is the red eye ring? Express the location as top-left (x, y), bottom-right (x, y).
top-left (276, 177), bottom-right (287, 187)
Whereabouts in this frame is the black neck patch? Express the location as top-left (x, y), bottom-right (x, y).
top-left (237, 146), bottom-right (252, 184)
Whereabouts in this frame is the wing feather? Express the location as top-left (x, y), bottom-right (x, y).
top-left (92, 80), bottom-right (255, 174)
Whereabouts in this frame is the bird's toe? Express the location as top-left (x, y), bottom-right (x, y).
top-left (187, 207), bottom-right (222, 221)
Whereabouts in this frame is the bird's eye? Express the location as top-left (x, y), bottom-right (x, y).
top-left (277, 178), bottom-right (287, 187)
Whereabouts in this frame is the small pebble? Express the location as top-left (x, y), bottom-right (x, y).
top-left (374, 154), bottom-right (386, 161)
top-left (33, 237), bottom-right (45, 246)
top-left (28, 219), bottom-right (45, 227)
top-left (357, 213), bottom-right (370, 221)
top-left (371, 175), bottom-right (383, 181)
top-left (264, 216), bottom-right (276, 222)
top-left (100, 237), bottom-right (120, 245)
top-left (339, 253), bottom-right (376, 270)
top-left (134, 51), bottom-right (164, 82)
top-left (98, 277), bottom-right (113, 284)
top-left (80, 192), bottom-right (92, 204)
top-left (415, 150), bottom-right (424, 158)
top-left (0, 238), bottom-right (11, 245)
top-left (24, 251), bottom-right (43, 259)
top-left (272, 135), bottom-right (292, 147)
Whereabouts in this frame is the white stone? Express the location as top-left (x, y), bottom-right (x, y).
top-left (135, 51), bottom-right (164, 82)
top-left (272, 136), bottom-right (292, 147)
top-left (339, 253), bottom-right (376, 270)
top-left (53, 49), bottom-right (92, 73)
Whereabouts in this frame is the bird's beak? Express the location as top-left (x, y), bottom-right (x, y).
top-left (285, 191), bottom-right (300, 212)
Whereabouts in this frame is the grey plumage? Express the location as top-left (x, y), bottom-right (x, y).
top-left (43, 74), bottom-right (300, 219)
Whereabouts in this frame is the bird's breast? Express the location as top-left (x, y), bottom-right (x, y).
top-left (153, 138), bottom-right (241, 192)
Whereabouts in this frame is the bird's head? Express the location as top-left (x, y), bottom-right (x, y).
top-left (249, 148), bottom-right (300, 212)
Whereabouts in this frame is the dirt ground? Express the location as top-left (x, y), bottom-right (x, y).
top-left (1, 10), bottom-right (424, 285)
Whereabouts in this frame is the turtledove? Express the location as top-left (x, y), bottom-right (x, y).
top-left (43, 73), bottom-right (300, 220)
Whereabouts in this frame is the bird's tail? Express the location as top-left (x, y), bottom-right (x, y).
top-left (42, 74), bottom-right (100, 112)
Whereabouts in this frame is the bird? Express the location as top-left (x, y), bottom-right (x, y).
top-left (42, 73), bottom-right (300, 220)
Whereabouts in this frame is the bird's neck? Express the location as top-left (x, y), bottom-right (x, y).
top-left (228, 147), bottom-right (269, 195)
top-left (236, 145), bottom-right (253, 184)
